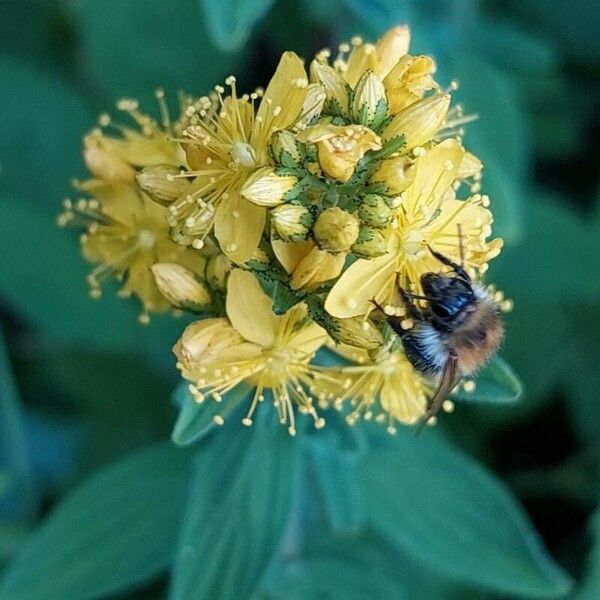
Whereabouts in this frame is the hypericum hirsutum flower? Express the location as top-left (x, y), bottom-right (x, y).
top-left (165, 53), bottom-right (317, 264)
top-left (174, 269), bottom-right (328, 434)
top-left (58, 97), bottom-right (205, 321)
top-left (62, 24), bottom-right (508, 434)
top-left (325, 139), bottom-right (501, 318)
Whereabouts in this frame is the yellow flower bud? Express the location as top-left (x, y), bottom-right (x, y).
top-left (295, 83), bottom-right (326, 130)
top-left (376, 26), bottom-right (411, 78)
top-left (309, 60), bottom-right (349, 114)
top-left (83, 134), bottom-right (135, 183)
top-left (290, 247), bottom-right (346, 290)
top-left (370, 155), bottom-right (415, 194)
top-left (173, 318), bottom-right (243, 381)
top-left (383, 93), bottom-right (450, 151)
top-left (136, 165), bottom-right (190, 206)
top-left (205, 254), bottom-right (231, 292)
top-left (314, 207), bottom-right (360, 252)
top-left (328, 315), bottom-right (384, 350)
top-left (300, 123), bottom-right (382, 182)
top-left (352, 71), bottom-right (387, 127)
top-left (458, 151), bottom-right (483, 179)
top-left (151, 263), bottom-right (211, 311)
top-left (384, 55), bottom-right (437, 113)
top-left (240, 167), bottom-right (297, 207)
top-left (271, 204), bottom-right (313, 242)
top-left (351, 227), bottom-right (388, 258)
top-left (358, 194), bottom-right (394, 228)
top-left (271, 130), bottom-right (302, 166)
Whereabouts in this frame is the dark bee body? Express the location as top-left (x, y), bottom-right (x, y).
top-left (377, 247), bottom-right (504, 425)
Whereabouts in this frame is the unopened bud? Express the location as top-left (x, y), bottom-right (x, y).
top-left (151, 263), bottom-right (211, 311)
top-left (329, 316), bottom-right (384, 350)
top-left (376, 26), bottom-right (411, 78)
top-left (309, 60), bottom-right (349, 115)
top-left (271, 204), bottom-right (313, 242)
top-left (240, 167), bottom-right (297, 207)
top-left (205, 254), bottom-right (231, 292)
top-left (314, 207), bottom-right (360, 252)
top-left (271, 130), bottom-right (303, 166)
top-left (352, 71), bottom-right (387, 127)
top-left (290, 247), bottom-right (346, 290)
top-left (383, 93), bottom-right (450, 151)
top-left (136, 165), bottom-right (190, 206)
top-left (351, 226), bottom-right (388, 258)
top-left (358, 194), bottom-right (394, 228)
top-left (295, 83), bottom-right (326, 130)
top-left (370, 155), bottom-right (415, 194)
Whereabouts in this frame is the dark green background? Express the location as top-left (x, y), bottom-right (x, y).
top-left (0, 0), bottom-right (599, 598)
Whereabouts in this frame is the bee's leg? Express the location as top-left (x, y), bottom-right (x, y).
top-left (396, 282), bottom-right (426, 322)
top-left (427, 245), bottom-right (469, 281)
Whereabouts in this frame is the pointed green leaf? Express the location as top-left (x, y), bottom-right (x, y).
top-left (453, 356), bottom-right (523, 404)
top-left (171, 382), bottom-right (251, 446)
top-left (0, 442), bottom-right (192, 600)
top-left (362, 432), bottom-right (573, 597)
top-left (170, 413), bottom-right (299, 599)
top-left (199, 0), bottom-right (276, 52)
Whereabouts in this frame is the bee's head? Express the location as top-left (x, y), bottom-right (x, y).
top-left (421, 272), bottom-right (470, 296)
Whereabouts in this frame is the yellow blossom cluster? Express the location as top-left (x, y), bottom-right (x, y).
top-left (60, 26), bottom-right (504, 433)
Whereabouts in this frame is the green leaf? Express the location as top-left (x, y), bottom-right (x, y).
top-left (362, 431), bottom-right (573, 597)
top-left (171, 382), bottom-right (251, 446)
top-left (0, 326), bottom-right (37, 521)
top-left (75, 0), bottom-right (247, 106)
top-left (0, 442), bottom-right (192, 600)
top-left (199, 0), bottom-right (276, 52)
top-left (453, 356), bottom-right (523, 404)
top-left (0, 56), bottom-right (92, 208)
top-left (170, 412), bottom-right (300, 599)
top-left (578, 508), bottom-right (600, 600)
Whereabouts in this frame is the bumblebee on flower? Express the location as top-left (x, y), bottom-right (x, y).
top-left (61, 24), bottom-right (511, 433)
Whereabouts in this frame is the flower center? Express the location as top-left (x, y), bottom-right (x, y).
top-left (138, 229), bottom-right (156, 249)
top-left (230, 141), bottom-right (256, 168)
top-left (401, 228), bottom-right (424, 258)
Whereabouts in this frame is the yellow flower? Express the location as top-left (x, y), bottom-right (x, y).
top-left (63, 180), bottom-right (203, 321)
top-left (325, 348), bottom-right (428, 430)
top-left (341, 26), bottom-right (411, 86)
top-left (174, 269), bottom-right (328, 434)
top-left (171, 53), bottom-right (311, 263)
top-left (325, 139), bottom-right (501, 318)
top-left (383, 55), bottom-right (438, 113)
top-left (299, 123), bottom-right (382, 182)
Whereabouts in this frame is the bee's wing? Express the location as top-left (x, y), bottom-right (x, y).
top-left (417, 353), bottom-right (459, 432)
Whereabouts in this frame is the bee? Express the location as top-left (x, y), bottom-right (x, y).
top-left (373, 243), bottom-right (504, 427)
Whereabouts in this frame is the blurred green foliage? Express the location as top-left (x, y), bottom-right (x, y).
top-left (0, 0), bottom-right (599, 598)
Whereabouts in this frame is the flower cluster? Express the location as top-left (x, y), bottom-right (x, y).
top-left (60, 26), bottom-right (507, 433)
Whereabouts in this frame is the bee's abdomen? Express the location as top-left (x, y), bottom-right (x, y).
top-left (400, 323), bottom-right (447, 376)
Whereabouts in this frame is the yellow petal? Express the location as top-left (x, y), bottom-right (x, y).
top-left (376, 26), bottom-right (411, 78)
top-left (251, 51), bottom-right (308, 151)
top-left (344, 43), bottom-right (378, 88)
top-left (240, 166), bottom-right (297, 207)
top-left (271, 237), bottom-right (314, 274)
top-left (226, 269), bottom-right (279, 347)
top-left (402, 139), bottom-right (465, 214)
top-left (214, 191), bottom-right (266, 264)
top-left (288, 321), bottom-right (327, 354)
top-left (324, 251), bottom-right (398, 318)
